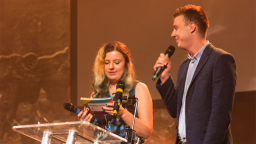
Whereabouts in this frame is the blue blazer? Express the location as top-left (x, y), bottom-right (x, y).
top-left (156, 43), bottom-right (236, 144)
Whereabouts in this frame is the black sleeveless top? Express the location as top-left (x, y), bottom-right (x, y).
top-left (91, 82), bottom-right (139, 138)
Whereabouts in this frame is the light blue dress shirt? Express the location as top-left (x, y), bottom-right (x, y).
top-left (178, 41), bottom-right (209, 141)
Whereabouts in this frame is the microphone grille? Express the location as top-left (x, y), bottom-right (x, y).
top-left (63, 103), bottom-right (73, 111)
top-left (165, 45), bottom-right (175, 58)
top-left (116, 80), bottom-right (125, 89)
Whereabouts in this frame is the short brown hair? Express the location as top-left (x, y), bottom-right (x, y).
top-left (173, 4), bottom-right (209, 38)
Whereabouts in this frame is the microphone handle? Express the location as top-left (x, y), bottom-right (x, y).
top-left (152, 52), bottom-right (171, 81)
top-left (75, 107), bottom-right (81, 114)
top-left (113, 99), bottom-right (121, 116)
top-left (152, 66), bottom-right (166, 81)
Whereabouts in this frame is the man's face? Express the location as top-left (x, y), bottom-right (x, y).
top-left (171, 15), bottom-right (191, 50)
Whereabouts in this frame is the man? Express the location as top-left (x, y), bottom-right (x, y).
top-left (154, 4), bottom-right (236, 144)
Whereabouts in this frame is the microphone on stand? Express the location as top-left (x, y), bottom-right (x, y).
top-left (152, 45), bottom-right (175, 81)
top-left (113, 80), bottom-right (125, 117)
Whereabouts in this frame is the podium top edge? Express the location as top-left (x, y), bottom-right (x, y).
top-left (12, 121), bottom-right (89, 129)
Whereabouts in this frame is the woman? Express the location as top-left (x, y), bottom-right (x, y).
top-left (78, 41), bottom-right (153, 140)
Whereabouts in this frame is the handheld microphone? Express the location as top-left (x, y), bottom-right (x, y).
top-left (63, 103), bottom-right (81, 114)
top-left (152, 45), bottom-right (175, 81)
top-left (113, 80), bottom-right (125, 116)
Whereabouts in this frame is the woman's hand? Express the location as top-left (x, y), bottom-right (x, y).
top-left (102, 103), bottom-right (125, 117)
top-left (77, 108), bottom-right (93, 122)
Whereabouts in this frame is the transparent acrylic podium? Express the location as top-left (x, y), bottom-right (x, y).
top-left (13, 121), bottom-right (127, 144)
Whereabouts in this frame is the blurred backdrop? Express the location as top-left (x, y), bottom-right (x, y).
top-left (0, 0), bottom-right (255, 144)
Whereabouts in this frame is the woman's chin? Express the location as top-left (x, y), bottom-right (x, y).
top-left (108, 77), bottom-right (121, 82)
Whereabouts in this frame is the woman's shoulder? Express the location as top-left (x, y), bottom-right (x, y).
top-left (134, 82), bottom-right (150, 95)
top-left (135, 82), bottom-right (148, 89)
top-left (129, 81), bottom-right (148, 97)
top-left (133, 81), bottom-right (152, 102)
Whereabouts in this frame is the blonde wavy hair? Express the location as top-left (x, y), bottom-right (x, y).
top-left (92, 41), bottom-right (136, 98)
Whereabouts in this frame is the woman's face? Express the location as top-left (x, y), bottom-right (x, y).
top-left (104, 51), bottom-right (126, 83)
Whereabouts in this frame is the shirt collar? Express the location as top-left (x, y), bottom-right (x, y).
top-left (187, 41), bottom-right (209, 63)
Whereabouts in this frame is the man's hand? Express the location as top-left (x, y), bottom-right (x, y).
top-left (153, 53), bottom-right (172, 84)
